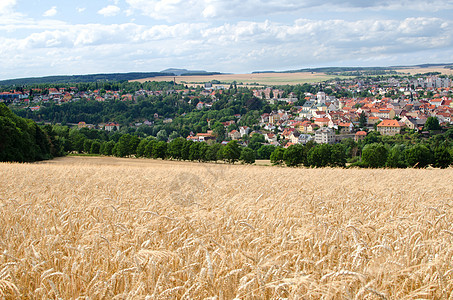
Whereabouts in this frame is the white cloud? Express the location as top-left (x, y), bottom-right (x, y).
top-left (124, 0), bottom-right (453, 22)
top-left (0, 0), bottom-right (16, 15)
top-left (98, 5), bottom-right (121, 17)
top-left (43, 6), bottom-right (57, 17)
top-left (1, 4), bottom-right (453, 80)
top-left (77, 7), bottom-right (86, 13)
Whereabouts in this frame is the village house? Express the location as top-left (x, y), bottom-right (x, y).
top-left (228, 130), bottom-right (241, 140)
top-left (314, 127), bottom-right (335, 144)
top-left (104, 122), bottom-right (120, 132)
top-left (377, 119), bottom-right (403, 136)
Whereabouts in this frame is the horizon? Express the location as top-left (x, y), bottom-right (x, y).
top-left (1, 0), bottom-right (452, 81)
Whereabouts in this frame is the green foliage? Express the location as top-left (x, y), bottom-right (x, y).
top-left (424, 117), bottom-right (441, 131)
top-left (115, 134), bottom-right (140, 157)
top-left (0, 103), bottom-right (52, 162)
top-left (270, 147), bottom-right (285, 165)
top-left (432, 146), bottom-right (452, 168)
top-left (386, 144), bottom-right (408, 168)
top-left (404, 144), bottom-right (432, 168)
top-left (257, 144), bottom-right (276, 160)
top-left (90, 140), bottom-right (101, 154)
top-left (153, 141), bottom-right (168, 159)
top-left (240, 147), bottom-right (256, 164)
top-left (167, 137), bottom-right (185, 160)
top-left (361, 143), bottom-right (388, 168)
top-left (222, 140), bottom-right (241, 164)
top-left (307, 144), bottom-right (332, 167)
top-left (330, 144), bottom-right (347, 167)
top-left (283, 144), bottom-right (305, 167)
top-left (101, 141), bottom-right (116, 156)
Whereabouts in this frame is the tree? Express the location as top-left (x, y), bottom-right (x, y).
top-left (283, 144), bottom-right (305, 167)
top-left (404, 144), bottom-right (432, 168)
top-left (330, 144), bottom-right (347, 167)
top-left (424, 116), bottom-right (441, 131)
top-left (386, 144), bottom-right (407, 168)
top-left (115, 134), bottom-right (140, 157)
top-left (205, 143), bottom-right (222, 162)
top-left (90, 140), bottom-right (101, 154)
top-left (156, 129), bottom-right (168, 142)
top-left (189, 142), bottom-right (202, 161)
top-left (101, 141), bottom-right (116, 156)
top-left (358, 111), bottom-right (367, 128)
top-left (83, 139), bottom-right (93, 153)
top-left (222, 140), bottom-right (241, 164)
top-left (307, 144), bottom-right (332, 167)
top-left (136, 139), bottom-right (149, 157)
top-left (240, 147), bottom-right (256, 164)
top-left (153, 141), bottom-right (167, 159)
top-left (167, 137), bottom-right (185, 160)
top-left (432, 146), bottom-right (451, 169)
top-left (257, 144), bottom-right (276, 159)
top-left (168, 131), bottom-right (180, 141)
top-left (361, 143), bottom-right (388, 168)
top-left (270, 147), bottom-right (285, 165)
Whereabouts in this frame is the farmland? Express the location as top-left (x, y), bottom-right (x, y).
top-left (132, 72), bottom-right (349, 87)
top-left (1, 157), bottom-right (453, 298)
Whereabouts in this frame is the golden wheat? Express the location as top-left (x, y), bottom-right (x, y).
top-left (0, 156), bottom-right (452, 299)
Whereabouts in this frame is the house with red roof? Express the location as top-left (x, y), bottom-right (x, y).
top-left (377, 119), bottom-right (403, 136)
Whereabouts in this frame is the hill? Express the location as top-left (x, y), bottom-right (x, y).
top-left (0, 103), bottom-right (56, 162)
top-left (0, 72), bottom-right (175, 86)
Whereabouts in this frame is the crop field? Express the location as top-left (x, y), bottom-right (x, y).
top-left (133, 72), bottom-right (348, 86)
top-left (1, 157), bottom-right (453, 299)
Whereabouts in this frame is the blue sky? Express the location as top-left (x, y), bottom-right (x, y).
top-left (0, 0), bottom-right (452, 80)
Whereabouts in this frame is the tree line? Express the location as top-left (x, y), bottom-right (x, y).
top-left (0, 104), bottom-right (64, 162)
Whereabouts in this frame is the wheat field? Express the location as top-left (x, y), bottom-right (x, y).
top-left (1, 157), bottom-right (453, 299)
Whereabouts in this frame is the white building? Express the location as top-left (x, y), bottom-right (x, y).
top-left (315, 127), bottom-right (335, 144)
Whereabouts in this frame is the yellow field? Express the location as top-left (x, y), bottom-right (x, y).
top-left (132, 72), bottom-right (347, 87)
top-left (395, 67), bottom-right (453, 76)
top-left (1, 157), bottom-right (453, 298)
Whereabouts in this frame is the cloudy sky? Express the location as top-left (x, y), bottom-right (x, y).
top-left (0, 0), bottom-right (452, 80)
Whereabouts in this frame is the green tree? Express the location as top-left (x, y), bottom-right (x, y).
top-left (424, 116), bottom-right (441, 131)
top-left (240, 147), bottom-right (256, 164)
top-left (205, 143), bottom-right (222, 162)
top-left (270, 147), bottom-right (285, 165)
top-left (136, 139), bottom-right (149, 157)
top-left (432, 146), bottom-right (451, 169)
top-left (405, 144), bottom-right (432, 168)
top-left (361, 143), bottom-right (388, 168)
top-left (156, 129), bottom-right (168, 142)
top-left (153, 141), bottom-right (167, 159)
top-left (222, 140), bottom-right (241, 164)
top-left (307, 144), bottom-right (332, 167)
top-left (257, 144), bottom-right (276, 160)
top-left (115, 134), bottom-right (140, 157)
top-left (358, 111), bottom-right (367, 128)
top-left (167, 137), bottom-right (185, 160)
top-left (90, 140), bottom-right (101, 154)
top-left (330, 144), bottom-right (347, 167)
top-left (283, 144), bottom-right (304, 167)
top-left (83, 139), bottom-right (93, 153)
top-left (101, 141), bottom-right (116, 156)
top-left (386, 144), bottom-right (407, 168)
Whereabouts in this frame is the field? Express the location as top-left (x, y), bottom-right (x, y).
top-left (395, 67), bottom-right (453, 76)
top-left (133, 67), bottom-right (453, 87)
top-left (1, 157), bottom-right (453, 299)
top-left (133, 72), bottom-right (348, 87)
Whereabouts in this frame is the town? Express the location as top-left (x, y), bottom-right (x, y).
top-left (2, 73), bottom-right (452, 148)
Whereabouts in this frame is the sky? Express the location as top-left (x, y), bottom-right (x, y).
top-left (0, 0), bottom-right (453, 80)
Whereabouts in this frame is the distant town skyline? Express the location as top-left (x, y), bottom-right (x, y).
top-left (0, 0), bottom-right (452, 80)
